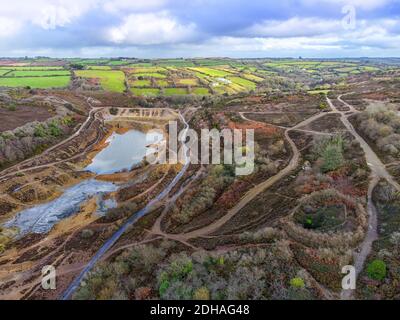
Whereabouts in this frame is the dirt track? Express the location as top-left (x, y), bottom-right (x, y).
top-left (327, 96), bottom-right (400, 300)
top-left (176, 110), bottom-right (337, 240)
top-left (0, 107), bottom-right (102, 183)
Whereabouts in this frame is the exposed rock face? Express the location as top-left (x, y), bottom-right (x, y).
top-left (0, 117), bottom-right (74, 169)
top-left (2, 130), bottom-right (49, 168)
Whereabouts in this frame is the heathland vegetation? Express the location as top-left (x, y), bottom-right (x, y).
top-left (0, 57), bottom-right (399, 301)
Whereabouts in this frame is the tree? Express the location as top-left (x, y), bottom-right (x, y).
top-left (321, 144), bottom-right (344, 173)
top-left (70, 63), bottom-right (84, 70)
top-left (367, 259), bottom-right (387, 281)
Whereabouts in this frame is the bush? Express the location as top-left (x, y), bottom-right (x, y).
top-left (81, 229), bottom-right (94, 239)
top-left (61, 116), bottom-right (74, 126)
top-left (7, 103), bottom-right (16, 111)
top-left (313, 136), bottom-right (345, 173)
top-left (34, 124), bottom-right (47, 137)
top-left (290, 277), bottom-right (305, 288)
top-left (319, 102), bottom-right (328, 110)
top-left (70, 63), bottom-right (84, 70)
top-left (110, 107), bottom-right (119, 116)
top-left (48, 121), bottom-right (62, 137)
top-left (321, 144), bottom-right (344, 172)
top-left (367, 259), bottom-right (387, 281)
top-left (193, 287), bottom-right (210, 300)
top-left (159, 278), bottom-right (170, 297)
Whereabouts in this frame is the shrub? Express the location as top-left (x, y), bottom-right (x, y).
top-left (159, 278), bottom-right (170, 297)
top-left (319, 102), bottom-right (328, 110)
top-left (110, 107), bottom-right (119, 116)
top-left (48, 121), bottom-right (62, 137)
top-left (390, 232), bottom-right (400, 246)
top-left (7, 103), bottom-right (16, 111)
top-left (367, 259), bottom-right (387, 281)
top-left (81, 229), bottom-right (94, 239)
top-left (70, 63), bottom-right (84, 70)
top-left (318, 136), bottom-right (344, 173)
top-left (34, 124), bottom-right (47, 137)
top-left (290, 277), bottom-right (305, 288)
top-left (61, 116), bottom-right (74, 126)
top-left (193, 287), bottom-right (210, 300)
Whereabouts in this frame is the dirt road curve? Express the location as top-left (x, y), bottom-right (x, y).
top-left (180, 110), bottom-right (335, 240)
top-left (181, 129), bottom-right (300, 239)
top-left (182, 102), bottom-right (355, 240)
top-left (0, 107), bottom-right (103, 182)
top-left (326, 96), bottom-right (400, 300)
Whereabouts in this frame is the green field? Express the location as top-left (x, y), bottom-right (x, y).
top-left (193, 59), bottom-right (227, 66)
top-left (5, 70), bottom-right (70, 77)
top-left (242, 73), bottom-right (264, 82)
top-left (75, 70), bottom-right (126, 92)
top-left (131, 88), bottom-right (160, 96)
top-left (69, 59), bottom-right (109, 65)
top-left (124, 63), bottom-right (153, 68)
top-left (0, 70), bottom-right (11, 76)
top-left (133, 73), bottom-right (167, 79)
top-left (132, 80), bottom-right (152, 87)
top-left (179, 78), bottom-right (198, 86)
top-left (0, 66), bottom-right (64, 71)
top-left (87, 66), bottom-right (112, 70)
top-left (227, 76), bottom-right (257, 90)
top-left (190, 67), bottom-right (232, 77)
top-left (156, 80), bottom-right (169, 87)
top-left (164, 88), bottom-right (188, 95)
top-left (0, 76), bottom-right (70, 88)
top-left (107, 60), bottom-right (131, 66)
top-left (130, 67), bottom-right (166, 73)
top-left (0, 58), bottom-right (387, 95)
top-left (308, 89), bottom-right (331, 95)
top-left (192, 87), bottom-right (210, 95)
top-left (156, 60), bottom-right (195, 67)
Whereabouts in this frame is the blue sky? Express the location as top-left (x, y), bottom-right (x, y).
top-left (0, 0), bottom-right (399, 58)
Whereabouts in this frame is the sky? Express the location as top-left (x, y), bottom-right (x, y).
top-left (0, 0), bottom-right (399, 58)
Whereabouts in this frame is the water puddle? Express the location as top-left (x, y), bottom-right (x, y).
top-left (86, 129), bottom-right (164, 174)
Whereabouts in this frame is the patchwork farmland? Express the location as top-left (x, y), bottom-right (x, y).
top-left (0, 56), bottom-right (399, 302)
top-left (0, 66), bottom-right (71, 89)
top-left (0, 58), bottom-right (390, 97)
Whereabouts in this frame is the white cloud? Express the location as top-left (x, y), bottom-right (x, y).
top-left (0, 0), bottom-right (97, 30)
top-left (300, 0), bottom-right (393, 10)
top-left (244, 17), bottom-right (342, 38)
top-left (0, 17), bottom-right (22, 38)
top-left (107, 11), bottom-right (197, 45)
top-left (207, 36), bottom-right (341, 52)
top-left (102, 0), bottom-right (168, 14)
top-left (240, 17), bottom-right (400, 50)
top-left (33, 1), bottom-right (98, 29)
top-left (0, 0), bottom-right (398, 57)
